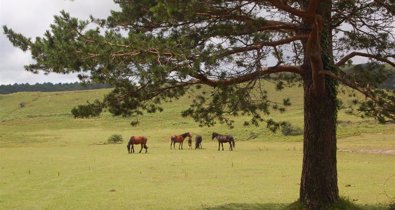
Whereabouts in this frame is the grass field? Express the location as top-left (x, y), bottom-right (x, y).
top-left (0, 87), bottom-right (394, 209)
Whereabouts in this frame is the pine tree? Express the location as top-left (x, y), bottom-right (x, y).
top-left (3, 1), bottom-right (395, 208)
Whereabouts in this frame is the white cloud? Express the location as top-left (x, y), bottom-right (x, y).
top-left (0, 0), bottom-right (118, 85)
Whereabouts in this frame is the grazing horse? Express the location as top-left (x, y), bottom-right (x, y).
top-left (195, 135), bottom-right (203, 149)
top-left (170, 132), bottom-right (192, 150)
top-left (127, 136), bottom-right (148, 154)
top-left (212, 132), bottom-right (235, 151)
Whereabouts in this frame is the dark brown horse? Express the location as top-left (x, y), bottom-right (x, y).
top-left (170, 132), bottom-right (192, 150)
top-left (127, 136), bottom-right (148, 153)
top-left (212, 132), bottom-right (235, 151)
top-left (195, 135), bottom-right (203, 149)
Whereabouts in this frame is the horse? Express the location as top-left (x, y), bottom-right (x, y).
top-left (188, 137), bottom-right (193, 150)
top-left (170, 132), bottom-right (192, 150)
top-left (195, 135), bottom-right (203, 149)
top-left (127, 136), bottom-right (148, 154)
top-left (212, 132), bottom-right (235, 151)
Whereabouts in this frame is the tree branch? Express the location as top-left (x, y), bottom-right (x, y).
top-left (374, 0), bottom-right (395, 15)
top-left (335, 52), bottom-right (395, 67)
top-left (217, 35), bottom-right (308, 58)
top-left (306, 15), bottom-right (325, 95)
top-left (193, 65), bottom-right (303, 87)
top-left (319, 70), bottom-right (366, 95)
top-left (266, 0), bottom-right (316, 20)
top-left (321, 69), bottom-right (395, 122)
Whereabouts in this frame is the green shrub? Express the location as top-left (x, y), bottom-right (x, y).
top-left (107, 134), bottom-right (123, 144)
top-left (19, 102), bottom-right (26, 108)
top-left (281, 122), bottom-right (303, 136)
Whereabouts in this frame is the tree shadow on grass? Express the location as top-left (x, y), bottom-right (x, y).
top-left (203, 203), bottom-right (286, 210)
top-left (202, 202), bottom-right (392, 210)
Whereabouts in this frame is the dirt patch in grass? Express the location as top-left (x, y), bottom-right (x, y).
top-left (339, 149), bottom-right (395, 155)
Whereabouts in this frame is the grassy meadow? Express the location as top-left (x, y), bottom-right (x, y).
top-left (0, 86), bottom-right (394, 210)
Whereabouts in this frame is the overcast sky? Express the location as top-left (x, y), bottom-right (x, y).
top-left (0, 0), bottom-right (118, 85)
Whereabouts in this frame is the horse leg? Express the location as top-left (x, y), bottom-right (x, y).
top-left (131, 144), bottom-right (134, 153)
top-left (218, 142), bottom-right (220, 151)
top-left (144, 144), bottom-right (148, 153)
top-left (139, 144), bottom-right (143, 153)
top-left (229, 142), bottom-right (233, 151)
top-left (222, 142), bottom-right (224, 151)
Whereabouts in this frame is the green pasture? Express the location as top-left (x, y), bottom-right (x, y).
top-left (0, 87), bottom-right (394, 209)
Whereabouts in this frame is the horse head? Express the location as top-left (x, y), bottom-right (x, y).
top-left (181, 132), bottom-right (192, 139)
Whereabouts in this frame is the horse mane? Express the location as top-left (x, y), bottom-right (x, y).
top-left (212, 132), bottom-right (220, 139)
top-left (181, 132), bottom-right (190, 138)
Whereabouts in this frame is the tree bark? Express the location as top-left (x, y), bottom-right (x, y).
top-left (300, 67), bottom-right (339, 209)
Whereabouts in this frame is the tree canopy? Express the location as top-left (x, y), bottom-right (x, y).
top-left (4, 0), bottom-right (395, 209)
top-left (4, 1), bottom-right (394, 124)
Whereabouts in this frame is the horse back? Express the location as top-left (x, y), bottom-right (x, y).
top-left (171, 135), bottom-right (184, 142)
top-left (130, 136), bottom-right (147, 144)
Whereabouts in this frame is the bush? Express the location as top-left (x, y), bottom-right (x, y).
top-left (107, 134), bottom-right (123, 144)
top-left (19, 102), bottom-right (26, 108)
top-left (71, 100), bottom-right (103, 118)
top-left (281, 122), bottom-right (303, 136)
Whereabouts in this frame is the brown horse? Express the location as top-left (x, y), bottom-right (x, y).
top-left (170, 132), bottom-right (192, 150)
top-left (127, 136), bottom-right (148, 153)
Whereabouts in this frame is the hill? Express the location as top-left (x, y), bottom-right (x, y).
top-left (0, 84), bottom-right (393, 147)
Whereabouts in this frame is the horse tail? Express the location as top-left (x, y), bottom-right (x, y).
top-left (144, 137), bottom-right (148, 148)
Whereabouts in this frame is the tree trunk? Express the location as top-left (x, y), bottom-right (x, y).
top-left (299, 1), bottom-right (339, 209)
top-left (300, 70), bottom-right (339, 209)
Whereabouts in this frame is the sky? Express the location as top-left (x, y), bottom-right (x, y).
top-left (0, 0), bottom-right (118, 85)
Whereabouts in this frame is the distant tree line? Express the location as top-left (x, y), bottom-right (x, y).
top-left (344, 63), bottom-right (395, 90)
top-left (0, 82), bottom-right (111, 94)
